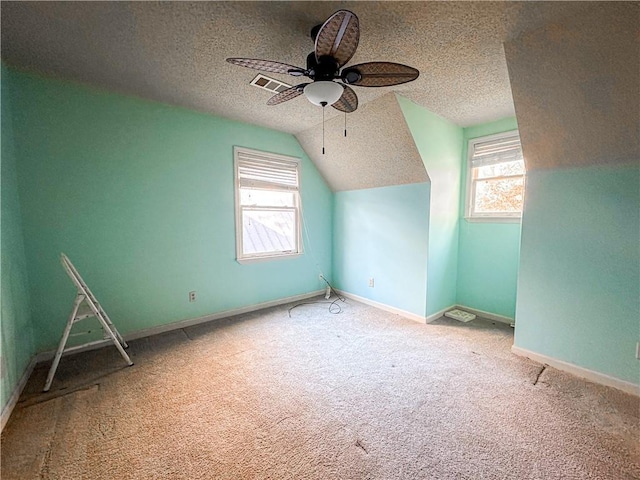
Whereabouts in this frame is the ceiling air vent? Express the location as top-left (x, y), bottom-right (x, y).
top-left (250, 74), bottom-right (291, 94)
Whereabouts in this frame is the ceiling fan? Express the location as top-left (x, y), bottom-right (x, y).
top-left (226, 9), bottom-right (419, 114)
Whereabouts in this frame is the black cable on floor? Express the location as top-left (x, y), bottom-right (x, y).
top-left (287, 276), bottom-right (345, 317)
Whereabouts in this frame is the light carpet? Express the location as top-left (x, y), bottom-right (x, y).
top-left (2, 297), bottom-right (638, 479)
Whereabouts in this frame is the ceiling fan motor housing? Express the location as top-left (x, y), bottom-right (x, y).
top-left (306, 53), bottom-right (339, 81)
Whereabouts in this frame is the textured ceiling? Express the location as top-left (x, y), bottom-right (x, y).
top-left (504, 3), bottom-right (639, 170)
top-left (1, 1), bottom-right (601, 135)
top-left (296, 93), bottom-right (427, 191)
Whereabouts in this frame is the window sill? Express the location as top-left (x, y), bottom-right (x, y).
top-left (464, 216), bottom-right (521, 224)
top-left (236, 252), bottom-right (302, 265)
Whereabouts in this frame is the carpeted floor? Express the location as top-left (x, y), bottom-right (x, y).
top-left (2, 297), bottom-right (639, 479)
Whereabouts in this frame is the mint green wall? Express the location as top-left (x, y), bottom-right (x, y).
top-left (514, 164), bottom-right (640, 384)
top-left (457, 117), bottom-right (521, 319)
top-left (397, 95), bottom-right (463, 316)
top-left (5, 67), bottom-right (332, 352)
top-left (333, 183), bottom-right (429, 316)
top-left (1, 66), bottom-right (35, 412)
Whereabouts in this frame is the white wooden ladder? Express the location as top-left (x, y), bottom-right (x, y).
top-left (44, 253), bottom-right (133, 392)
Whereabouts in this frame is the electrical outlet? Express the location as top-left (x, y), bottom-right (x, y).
top-left (189, 291), bottom-right (197, 302)
top-left (368, 277), bottom-right (374, 288)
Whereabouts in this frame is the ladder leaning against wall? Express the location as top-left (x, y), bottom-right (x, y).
top-left (43, 253), bottom-right (134, 392)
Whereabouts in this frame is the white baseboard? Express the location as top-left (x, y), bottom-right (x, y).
top-left (35, 289), bottom-right (326, 363)
top-left (124, 289), bottom-right (326, 342)
top-left (329, 294), bottom-right (512, 326)
top-left (336, 290), bottom-right (427, 324)
top-left (455, 305), bottom-right (514, 325)
top-left (511, 345), bottom-right (639, 397)
top-left (1, 356), bottom-right (37, 432)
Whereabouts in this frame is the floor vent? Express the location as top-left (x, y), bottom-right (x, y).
top-left (250, 74), bottom-right (292, 94)
top-left (444, 309), bottom-right (476, 323)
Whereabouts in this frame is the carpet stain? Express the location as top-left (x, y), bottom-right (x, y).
top-left (533, 364), bottom-right (547, 385)
top-left (20, 383), bottom-right (100, 409)
top-left (275, 415), bottom-right (296, 426)
top-left (182, 328), bottom-right (194, 341)
top-left (355, 439), bottom-right (368, 454)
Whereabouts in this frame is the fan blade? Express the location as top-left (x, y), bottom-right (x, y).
top-left (226, 58), bottom-right (305, 76)
top-left (314, 10), bottom-right (359, 67)
top-left (267, 84), bottom-right (309, 106)
top-left (331, 85), bottom-right (358, 113)
top-left (342, 62), bottom-right (419, 87)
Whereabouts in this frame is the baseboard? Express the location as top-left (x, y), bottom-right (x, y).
top-left (426, 305), bottom-right (457, 323)
top-left (35, 289), bottom-right (325, 363)
top-left (511, 345), bottom-right (639, 396)
top-left (1, 356), bottom-right (38, 432)
top-left (455, 305), bottom-right (514, 325)
top-left (336, 290), bottom-right (427, 324)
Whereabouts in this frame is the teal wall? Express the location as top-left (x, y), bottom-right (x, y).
top-left (397, 95), bottom-right (463, 316)
top-left (333, 183), bottom-right (429, 316)
top-left (1, 66), bottom-right (35, 412)
top-left (514, 164), bottom-right (640, 384)
top-left (456, 117), bottom-right (522, 319)
top-left (5, 67), bottom-right (332, 352)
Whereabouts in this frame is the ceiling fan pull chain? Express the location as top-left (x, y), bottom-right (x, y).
top-left (344, 111), bottom-right (347, 137)
top-left (322, 105), bottom-right (325, 155)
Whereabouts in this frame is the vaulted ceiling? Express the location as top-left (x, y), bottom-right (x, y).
top-left (1, 1), bottom-right (600, 135)
top-left (297, 93), bottom-right (428, 192)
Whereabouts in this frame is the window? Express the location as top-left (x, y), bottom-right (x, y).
top-left (234, 147), bottom-right (302, 263)
top-left (465, 130), bottom-right (526, 221)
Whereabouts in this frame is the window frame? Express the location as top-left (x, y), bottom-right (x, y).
top-left (233, 146), bottom-right (303, 264)
top-left (464, 130), bottom-right (525, 223)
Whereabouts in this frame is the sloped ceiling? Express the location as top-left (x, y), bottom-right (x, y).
top-left (296, 93), bottom-right (427, 192)
top-left (1, 1), bottom-right (601, 135)
top-left (504, 3), bottom-right (639, 170)
top-left (2, 2), bottom-right (622, 193)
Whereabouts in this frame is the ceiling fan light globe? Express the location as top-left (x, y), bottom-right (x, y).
top-left (304, 81), bottom-right (344, 106)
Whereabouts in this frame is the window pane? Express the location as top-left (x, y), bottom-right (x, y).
top-left (240, 188), bottom-right (295, 207)
top-left (474, 176), bottom-right (524, 214)
top-left (476, 160), bottom-right (525, 179)
top-left (242, 209), bottom-right (296, 255)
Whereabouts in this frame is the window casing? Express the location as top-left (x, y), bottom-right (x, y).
top-left (465, 130), bottom-right (526, 222)
top-left (234, 147), bottom-right (302, 263)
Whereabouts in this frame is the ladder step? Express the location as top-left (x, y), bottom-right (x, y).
top-left (62, 339), bottom-right (111, 355)
top-left (69, 330), bottom-right (95, 337)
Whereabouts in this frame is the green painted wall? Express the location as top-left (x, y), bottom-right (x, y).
top-left (514, 164), bottom-right (640, 384)
top-left (457, 117), bottom-right (522, 319)
top-left (333, 183), bottom-right (429, 316)
top-left (5, 67), bottom-right (332, 352)
top-left (397, 95), bottom-right (463, 316)
top-left (1, 66), bottom-right (35, 412)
